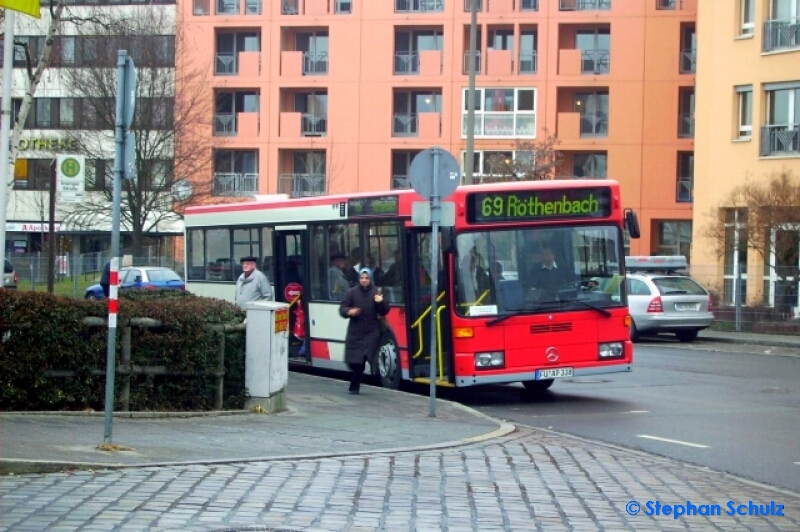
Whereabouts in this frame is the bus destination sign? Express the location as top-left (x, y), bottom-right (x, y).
top-left (467, 187), bottom-right (612, 223)
top-left (348, 195), bottom-right (399, 217)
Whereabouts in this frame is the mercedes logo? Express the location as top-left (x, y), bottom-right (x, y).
top-left (545, 347), bottom-right (559, 363)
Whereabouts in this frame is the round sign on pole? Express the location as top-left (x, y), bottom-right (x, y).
top-left (409, 147), bottom-right (461, 200)
top-left (284, 282), bottom-right (302, 302)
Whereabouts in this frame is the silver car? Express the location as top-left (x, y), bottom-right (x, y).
top-left (3, 259), bottom-right (18, 289)
top-left (626, 257), bottom-right (714, 343)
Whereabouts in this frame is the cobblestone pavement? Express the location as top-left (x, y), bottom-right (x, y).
top-left (2, 428), bottom-right (799, 532)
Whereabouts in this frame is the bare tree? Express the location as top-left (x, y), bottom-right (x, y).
top-left (704, 169), bottom-right (800, 309)
top-left (482, 129), bottom-right (562, 183)
top-left (58, 7), bottom-right (213, 255)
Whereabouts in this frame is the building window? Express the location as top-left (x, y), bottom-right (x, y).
top-left (394, 29), bottom-right (443, 74)
top-left (680, 25), bottom-right (697, 74)
top-left (461, 87), bottom-right (536, 138)
top-left (764, 0), bottom-right (800, 51)
top-left (655, 221), bottom-right (692, 259)
top-left (297, 31), bottom-right (329, 75)
top-left (723, 208), bottom-right (748, 305)
top-left (335, 0), bottom-right (352, 13)
top-left (460, 150), bottom-right (535, 181)
top-left (279, 151), bottom-right (326, 197)
top-left (391, 150), bottom-right (421, 189)
top-left (13, 159), bottom-right (53, 191)
top-left (294, 91), bottom-right (328, 136)
top-left (573, 152), bottom-right (607, 179)
top-left (678, 87), bottom-right (695, 138)
top-left (761, 83), bottom-right (800, 156)
top-left (740, 0), bottom-right (755, 35)
top-left (395, 0), bottom-right (444, 13)
top-left (575, 91), bottom-right (609, 137)
top-left (394, 91), bottom-right (442, 136)
top-left (559, 0), bottom-right (610, 11)
top-left (519, 30), bottom-right (537, 74)
top-left (736, 85), bottom-right (753, 139)
top-left (576, 29), bottom-right (610, 75)
top-left (215, 91), bottom-right (259, 136)
top-left (216, 31), bottom-right (260, 76)
top-left (213, 150), bottom-right (259, 196)
top-left (677, 152), bottom-right (693, 202)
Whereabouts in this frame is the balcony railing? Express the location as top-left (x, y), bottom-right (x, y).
top-left (763, 18), bottom-right (800, 52)
top-left (392, 176), bottom-right (411, 189)
top-left (393, 114), bottom-right (418, 136)
top-left (464, 0), bottom-right (482, 11)
top-left (519, 51), bottom-right (537, 73)
top-left (335, 0), bottom-right (352, 13)
top-left (215, 53), bottom-right (236, 75)
top-left (214, 114), bottom-right (236, 136)
top-left (463, 51), bottom-right (482, 74)
top-left (395, 0), bottom-right (444, 12)
top-left (246, 0), bottom-right (261, 14)
top-left (282, 0), bottom-right (299, 14)
top-left (678, 114), bottom-right (694, 138)
top-left (656, 0), bottom-right (676, 9)
top-left (680, 48), bottom-right (696, 73)
top-left (560, 0), bottom-right (611, 11)
top-left (212, 173), bottom-right (258, 196)
top-left (302, 114), bottom-right (327, 136)
top-left (521, 0), bottom-right (539, 10)
top-left (394, 53), bottom-right (420, 74)
top-left (676, 177), bottom-right (693, 202)
top-left (760, 124), bottom-right (800, 156)
top-left (579, 113), bottom-right (608, 137)
top-left (279, 173), bottom-right (326, 197)
top-left (303, 52), bottom-right (328, 75)
top-left (581, 49), bottom-right (610, 74)
top-left (217, 0), bottom-right (239, 14)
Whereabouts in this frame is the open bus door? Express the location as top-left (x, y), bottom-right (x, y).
top-left (406, 229), bottom-right (453, 386)
top-left (273, 228), bottom-right (308, 361)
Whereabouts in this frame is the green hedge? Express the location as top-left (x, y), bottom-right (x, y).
top-left (0, 289), bottom-right (247, 411)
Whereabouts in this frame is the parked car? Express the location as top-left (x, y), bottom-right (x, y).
top-left (3, 259), bottom-right (18, 289)
top-left (84, 267), bottom-right (185, 300)
top-left (625, 256), bottom-right (714, 343)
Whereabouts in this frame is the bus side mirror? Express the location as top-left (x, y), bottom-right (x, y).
top-left (624, 209), bottom-right (640, 239)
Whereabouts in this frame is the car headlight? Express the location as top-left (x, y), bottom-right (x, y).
top-left (475, 351), bottom-right (504, 369)
top-left (598, 342), bottom-right (624, 359)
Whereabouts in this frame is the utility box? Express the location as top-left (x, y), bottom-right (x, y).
top-left (245, 301), bottom-right (290, 413)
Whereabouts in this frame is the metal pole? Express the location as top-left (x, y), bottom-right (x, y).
top-left (464, 0), bottom-right (478, 185)
top-left (0, 12), bottom-right (17, 272)
top-left (429, 148), bottom-right (440, 417)
top-left (47, 166), bottom-right (56, 293)
top-left (103, 50), bottom-right (129, 443)
top-left (735, 262), bottom-right (743, 332)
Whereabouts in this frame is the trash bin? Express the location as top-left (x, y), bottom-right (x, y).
top-left (244, 300), bottom-right (290, 413)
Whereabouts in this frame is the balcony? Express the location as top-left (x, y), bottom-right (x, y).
top-left (463, 51), bottom-right (482, 74)
top-left (279, 173), bottom-right (326, 197)
top-left (760, 124), bottom-right (800, 156)
top-left (680, 48), bottom-right (696, 73)
top-left (678, 114), bottom-right (694, 138)
top-left (303, 52), bottom-right (328, 75)
top-left (656, 0), bottom-right (676, 8)
top-left (394, 53), bottom-right (419, 74)
top-left (580, 113), bottom-right (608, 137)
top-left (392, 176), bottom-right (411, 189)
top-left (676, 177), bottom-right (692, 202)
top-left (214, 112), bottom-right (259, 137)
top-left (521, 0), bottom-right (539, 10)
top-left (217, 0), bottom-right (239, 14)
top-left (393, 112), bottom-right (441, 137)
top-left (560, 0), bottom-right (611, 11)
top-left (763, 18), bottom-right (800, 52)
top-left (394, 114), bottom-right (418, 136)
top-left (581, 50), bottom-right (610, 74)
top-left (302, 114), bottom-right (327, 136)
top-left (395, 0), bottom-right (444, 12)
top-left (519, 51), bottom-right (537, 74)
top-left (213, 173), bottom-right (258, 196)
top-left (282, 0), bottom-right (299, 14)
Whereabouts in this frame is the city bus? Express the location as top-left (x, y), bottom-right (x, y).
top-left (183, 179), bottom-right (640, 390)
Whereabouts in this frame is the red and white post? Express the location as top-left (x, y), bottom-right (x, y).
top-left (103, 257), bottom-right (119, 442)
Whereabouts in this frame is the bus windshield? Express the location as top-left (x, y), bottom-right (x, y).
top-left (454, 225), bottom-right (626, 317)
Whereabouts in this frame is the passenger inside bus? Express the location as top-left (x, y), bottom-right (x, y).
top-left (458, 246), bottom-right (494, 306)
top-left (328, 253), bottom-right (349, 301)
top-left (381, 249), bottom-right (403, 286)
top-left (527, 243), bottom-right (570, 302)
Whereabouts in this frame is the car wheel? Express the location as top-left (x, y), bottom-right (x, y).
top-left (522, 379), bottom-right (554, 392)
top-left (377, 331), bottom-right (402, 390)
top-left (676, 329), bottom-right (699, 343)
top-left (86, 293), bottom-right (97, 301)
top-left (630, 321), bottom-right (640, 342)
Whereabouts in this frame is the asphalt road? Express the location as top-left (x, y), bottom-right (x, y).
top-left (449, 339), bottom-right (800, 494)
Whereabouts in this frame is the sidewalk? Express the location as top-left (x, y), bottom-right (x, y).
top-left (699, 329), bottom-right (800, 348)
top-left (0, 372), bottom-right (513, 475)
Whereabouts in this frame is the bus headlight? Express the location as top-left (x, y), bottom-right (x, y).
top-left (475, 351), bottom-right (505, 369)
top-left (598, 342), bottom-right (624, 359)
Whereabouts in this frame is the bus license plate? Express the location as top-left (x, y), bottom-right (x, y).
top-left (536, 368), bottom-right (573, 380)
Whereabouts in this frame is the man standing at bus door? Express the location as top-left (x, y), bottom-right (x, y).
top-left (339, 268), bottom-right (389, 395)
top-left (235, 256), bottom-right (272, 309)
top-left (328, 253), bottom-right (349, 301)
top-left (528, 243), bottom-right (569, 302)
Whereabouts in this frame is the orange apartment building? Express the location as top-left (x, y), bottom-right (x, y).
top-left (179, 0), bottom-right (698, 257)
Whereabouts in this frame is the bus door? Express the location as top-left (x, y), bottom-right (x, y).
top-left (406, 229), bottom-right (453, 385)
top-left (273, 227), bottom-right (307, 360)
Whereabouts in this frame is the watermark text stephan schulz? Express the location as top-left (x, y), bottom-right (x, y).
top-left (626, 500), bottom-right (786, 519)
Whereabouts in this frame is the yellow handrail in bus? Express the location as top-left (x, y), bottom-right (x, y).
top-left (411, 291), bottom-right (446, 360)
top-left (436, 305), bottom-right (447, 382)
top-left (288, 295), bottom-right (300, 308)
top-left (457, 289), bottom-right (491, 308)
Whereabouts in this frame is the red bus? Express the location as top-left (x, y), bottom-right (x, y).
top-left (184, 180), bottom-right (640, 390)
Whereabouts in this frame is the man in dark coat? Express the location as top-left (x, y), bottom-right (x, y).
top-left (528, 243), bottom-right (570, 302)
top-left (339, 267), bottom-right (390, 395)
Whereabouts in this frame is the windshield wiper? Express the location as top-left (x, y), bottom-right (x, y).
top-left (563, 299), bottom-right (612, 317)
top-left (486, 302), bottom-right (565, 326)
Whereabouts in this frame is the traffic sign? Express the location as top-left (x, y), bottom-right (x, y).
top-left (284, 282), bottom-right (302, 302)
top-left (409, 147), bottom-right (461, 200)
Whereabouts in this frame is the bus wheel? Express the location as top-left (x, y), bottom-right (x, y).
top-left (377, 332), bottom-right (401, 389)
top-left (522, 379), bottom-right (554, 392)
